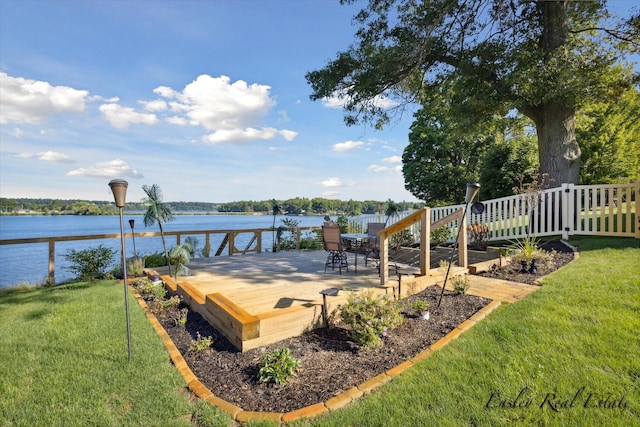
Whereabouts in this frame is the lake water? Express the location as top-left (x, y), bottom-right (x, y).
top-left (0, 214), bottom-right (327, 288)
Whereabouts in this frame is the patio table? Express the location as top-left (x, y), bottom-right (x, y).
top-left (341, 233), bottom-right (371, 274)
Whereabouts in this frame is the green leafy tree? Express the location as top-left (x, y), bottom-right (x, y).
top-left (577, 82), bottom-right (640, 184)
top-left (479, 141), bottom-right (538, 200)
top-left (403, 103), bottom-right (489, 204)
top-left (306, 0), bottom-right (639, 187)
top-left (142, 184), bottom-right (175, 276)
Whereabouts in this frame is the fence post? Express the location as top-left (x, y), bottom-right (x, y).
top-left (636, 181), bottom-right (640, 239)
top-left (562, 183), bottom-right (573, 240)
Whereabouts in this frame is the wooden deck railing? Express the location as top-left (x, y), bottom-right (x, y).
top-left (0, 226), bottom-right (321, 285)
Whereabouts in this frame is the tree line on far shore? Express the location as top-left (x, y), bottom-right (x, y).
top-left (0, 197), bottom-right (423, 217)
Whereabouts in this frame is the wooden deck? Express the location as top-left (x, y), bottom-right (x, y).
top-left (150, 249), bottom-right (536, 352)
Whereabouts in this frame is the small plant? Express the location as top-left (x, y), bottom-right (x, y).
top-left (506, 235), bottom-right (554, 273)
top-left (169, 307), bottom-right (188, 326)
top-left (154, 295), bottom-right (182, 313)
top-left (134, 277), bottom-right (167, 302)
top-left (257, 348), bottom-right (302, 385)
top-left (439, 259), bottom-right (451, 272)
top-left (169, 243), bottom-right (193, 277)
top-left (467, 221), bottom-right (491, 250)
top-left (430, 226), bottom-right (451, 247)
top-left (64, 245), bottom-right (116, 281)
top-left (188, 332), bottom-right (213, 353)
top-left (339, 290), bottom-right (404, 347)
top-left (452, 276), bottom-right (470, 294)
top-left (411, 299), bottom-right (429, 313)
top-left (126, 256), bottom-right (145, 277)
top-left (411, 299), bottom-right (430, 319)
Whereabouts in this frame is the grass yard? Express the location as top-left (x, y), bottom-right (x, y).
top-left (0, 281), bottom-right (230, 427)
top-left (1, 236), bottom-right (638, 426)
top-left (295, 236), bottom-right (640, 426)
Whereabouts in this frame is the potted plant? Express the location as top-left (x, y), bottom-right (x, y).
top-left (411, 300), bottom-right (430, 320)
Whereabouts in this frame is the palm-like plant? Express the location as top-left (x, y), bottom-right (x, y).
top-left (142, 184), bottom-right (174, 276)
top-left (169, 242), bottom-right (193, 279)
top-left (384, 199), bottom-right (400, 226)
top-left (270, 199), bottom-right (282, 252)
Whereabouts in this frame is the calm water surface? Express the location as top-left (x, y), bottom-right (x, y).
top-left (0, 214), bottom-right (325, 288)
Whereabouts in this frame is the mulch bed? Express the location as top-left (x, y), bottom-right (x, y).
top-left (145, 240), bottom-right (575, 413)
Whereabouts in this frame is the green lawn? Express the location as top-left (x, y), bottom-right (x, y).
top-left (296, 236), bottom-right (640, 426)
top-left (0, 281), bottom-right (230, 427)
top-left (1, 237), bottom-right (638, 427)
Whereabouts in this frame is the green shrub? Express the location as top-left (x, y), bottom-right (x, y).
top-left (507, 235), bottom-right (554, 273)
top-left (430, 225), bottom-right (451, 247)
top-left (339, 290), bottom-right (404, 347)
top-left (63, 245), bottom-right (116, 281)
top-left (144, 252), bottom-right (167, 268)
top-left (452, 276), bottom-right (470, 294)
top-left (257, 348), bottom-right (301, 385)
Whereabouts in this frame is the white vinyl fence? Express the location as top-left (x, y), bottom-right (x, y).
top-left (351, 182), bottom-right (639, 243)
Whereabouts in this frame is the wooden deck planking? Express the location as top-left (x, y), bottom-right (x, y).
top-left (152, 249), bottom-right (538, 351)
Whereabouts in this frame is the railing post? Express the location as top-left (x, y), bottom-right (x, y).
top-left (48, 240), bottom-right (55, 285)
top-left (421, 208), bottom-right (430, 276)
top-left (204, 233), bottom-right (211, 257)
top-left (229, 232), bottom-right (235, 256)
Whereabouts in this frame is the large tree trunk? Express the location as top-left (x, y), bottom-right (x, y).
top-left (530, 0), bottom-right (581, 186)
top-left (532, 100), bottom-right (581, 186)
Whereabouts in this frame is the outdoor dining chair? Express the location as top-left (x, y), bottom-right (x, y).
top-left (363, 222), bottom-right (385, 268)
top-left (322, 224), bottom-right (349, 274)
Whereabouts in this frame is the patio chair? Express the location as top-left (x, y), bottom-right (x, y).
top-left (363, 222), bottom-right (385, 268)
top-left (322, 224), bottom-right (349, 274)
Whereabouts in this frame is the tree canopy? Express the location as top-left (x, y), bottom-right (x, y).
top-left (307, 0), bottom-right (639, 188)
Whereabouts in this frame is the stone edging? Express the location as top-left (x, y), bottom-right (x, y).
top-left (133, 291), bottom-right (502, 424)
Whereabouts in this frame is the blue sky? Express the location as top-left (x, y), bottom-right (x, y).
top-left (0, 1), bottom-right (637, 204)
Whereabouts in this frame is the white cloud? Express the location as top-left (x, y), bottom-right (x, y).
top-left (38, 151), bottom-right (74, 163)
top-left (0, 72), bottom-right (88, 124)
top-left (279, 129), bottom-right (298, 141)
top-left (153, 86), bottom-right (177, 98)
top-left (202, 127), bottom-right (277, 144)
top-left (166, 75), bottom-right (274, 130)
top-left (140, 99), bottom-right (168, 112)
top-left (151, 74), bottom-right (296, 143)
top-left (383, 155), bottom-right (402, 164)
top-left (99, 103), bottom-right (158, 129)
top-left (368, 164), bottom-right (390, 173)
top-left (12, 128), bottom-right (24, 138)
top-left (318, 177), bottom-right (343, 188)
top-left (66, 159), bottom-right (143, 178)
top-left (333, 140), bottom-right (364, 152)
top-left (166, 116), bottom-right (187, 125)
